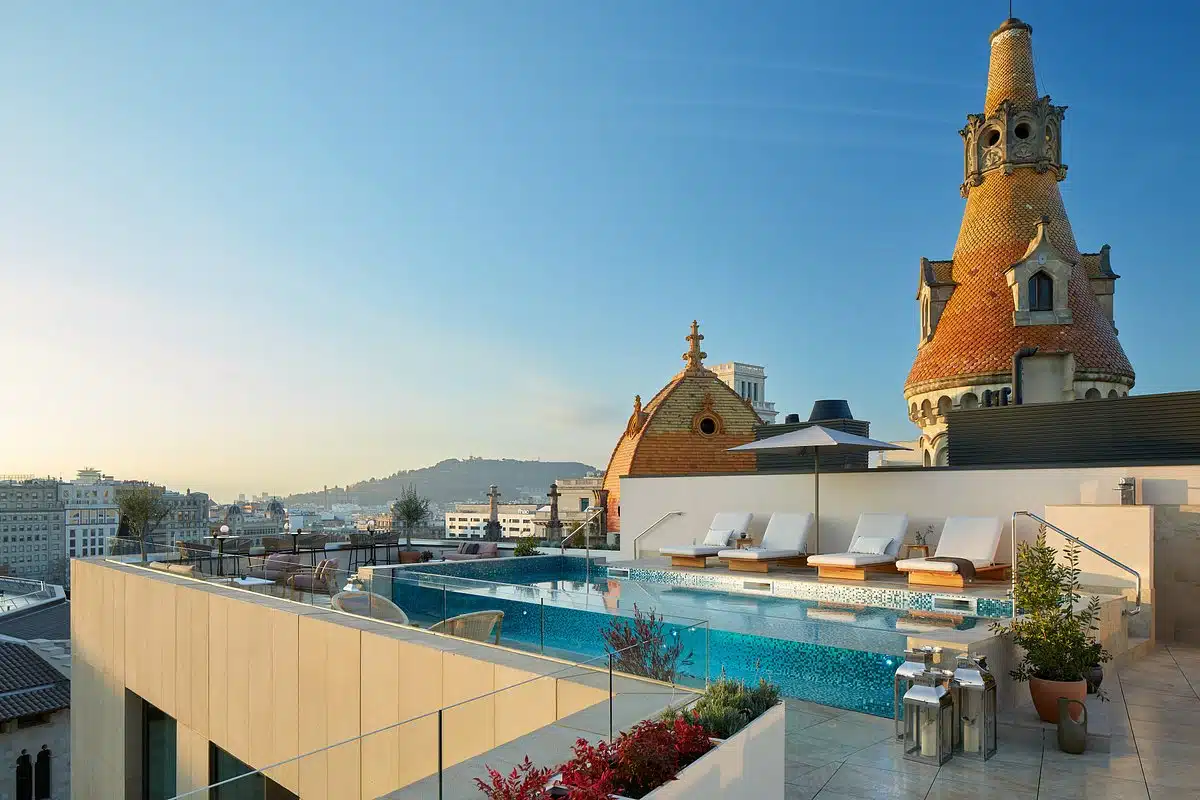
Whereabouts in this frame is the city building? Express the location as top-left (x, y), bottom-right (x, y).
top-left (904, 17), bottom-right (1135, 467)
top-left (601, 322), bottom-right (760, 532)
top-left (711, 362), bottom-right (778, 424)
top-left (220, 504), bottom-right (284, 545)
top-left (443, 502), bottom-right (540, 538)
top-left (61, 469), bottom-right (119, 561)
top-left (0, 639), bottom-right (71, 800)
top-left (0, 479), bottom-right (65, 583)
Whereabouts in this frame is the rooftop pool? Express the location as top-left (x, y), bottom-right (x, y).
top-left (376, 555), bottom-right (1006, 717)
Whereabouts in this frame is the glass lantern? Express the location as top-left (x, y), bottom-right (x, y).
top-left (894, 646), bottom-right (942, 738)
top-left (952, 654), bottom-right (997, 760)
top-left (902, 670), bottom-right (955, 766)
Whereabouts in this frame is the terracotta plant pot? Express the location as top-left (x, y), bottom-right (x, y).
top-left (1029, 676), bottom-right (1087, 723)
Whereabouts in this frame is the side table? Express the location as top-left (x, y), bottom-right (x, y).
top-left (903, 544), bottom-right (931, 559)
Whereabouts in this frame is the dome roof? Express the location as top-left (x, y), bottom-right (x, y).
top-left (601, 322), bottom-right (760, 530)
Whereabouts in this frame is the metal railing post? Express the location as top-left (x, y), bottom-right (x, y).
top-left (608, 652), bottom-right (615, 742)
top-left (437, 708), bottom-right (444, 800)
top-left (631, 511), bottom-right (685, 559)
top-left (704, 621), bottom-right (711, 688)
top-left (539, 598), bottom-right (545, 654)
top-left (1011, 510), bottom-right (1142, 617)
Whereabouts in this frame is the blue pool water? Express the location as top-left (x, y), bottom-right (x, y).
top-left (382, 556), bottom-right (989, 718)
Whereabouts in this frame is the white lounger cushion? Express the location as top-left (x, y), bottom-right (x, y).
top-left (660, 545), bottom-right (725, 557)
top-left (718, 512), bottom-right (812, 560)
top-left (895, 556), bottom-right (994, 572)
top-left (847, 513), bottom-right (908, 556)
top-left (895, 516), bottom-right (1003, 573)
top-left (717, 547), bottom-right (801, 561)
top-left (808, 552), bottom-right (897, 567)
top-left (659, 512), bottom-right (750, 558)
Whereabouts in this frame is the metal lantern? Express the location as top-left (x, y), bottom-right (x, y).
top-left (952, 653), bottom-right (998, 761)
top-left (902, 670), bottom-right (955, 766)
top-left (894, 646), bottom-right (942, 738)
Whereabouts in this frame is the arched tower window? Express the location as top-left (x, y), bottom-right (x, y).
top-left (1029, 271), bottom-right (1053, 311)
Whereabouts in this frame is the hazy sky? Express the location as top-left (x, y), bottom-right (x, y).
top-left (3, 2), bottom-right (1197, 502)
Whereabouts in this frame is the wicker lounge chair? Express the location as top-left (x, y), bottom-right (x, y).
top-left (429, 610), bottom-right (504, 644)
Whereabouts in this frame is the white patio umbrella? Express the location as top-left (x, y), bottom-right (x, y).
top-left (728, 426), bottom-right (910, 551)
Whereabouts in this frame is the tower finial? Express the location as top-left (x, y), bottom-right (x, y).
top-left (683, 320), bottom-right (707, 371)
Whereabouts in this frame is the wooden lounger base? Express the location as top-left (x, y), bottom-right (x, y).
top-left (816, 563), bottom-right (899, 581)
top-left (905, 564), bottom-right (1011, 588)
top-left (724, 555), bottom-right (809, 573)
top-left (668, 556), bottom-right (710, 569)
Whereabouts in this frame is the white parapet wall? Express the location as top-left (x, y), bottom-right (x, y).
top-left (643, 701), bottom-right (785, 800)
top-left (619, 464), bottom-right (1200, 562)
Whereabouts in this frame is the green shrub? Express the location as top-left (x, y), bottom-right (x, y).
top-left (512, 539), bottom-right (541, 557)
top-left (662, 674), bottom-right (781, 739)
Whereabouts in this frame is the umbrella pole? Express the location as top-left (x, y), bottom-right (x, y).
top-left (813, 449), bottom-right (820, 554)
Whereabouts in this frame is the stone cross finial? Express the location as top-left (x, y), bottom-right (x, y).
top-left (487, 485), bottom-right (500, 523)
top-left (547, 483), bottom-right (561, 526)
top-left (683, 320), bottom-right (707, 370)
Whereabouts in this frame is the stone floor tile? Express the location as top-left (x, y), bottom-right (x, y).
top-left (938, 754), bottom-right (1043, 791)
top-left (1035, 771), bottom-right (1150, 800)
top-left (1120, 687), bottom-right (1200, 710)
top-left (786, 698), bottom-right (851, 719)
top-left (786, 734), bottom-right (859, 771)
top-left (1129, 717), bottom-right (1200, 745)
top-left (1040, 746), bottom-right (1144, 781)
top-left (1125, 702), bottom-right (1200, 726)
top-left (1140, 756), bottom-right (1200, 791)
top-left (1146, 786), bottom-right (1200, 800)
top-left (803, 714), bottom-right (896, 749)
top-left (786, 763), bottom-right (840, 800)
top-left (842, 740), bottom-right (938, 777)
top-left (789, 708), bottom-right (839, 734)
top-left (925, 774), bottom-right (1038, 800)
top-left (1133, 735), bottom-right (1200, 763)
top-left (818, 762), bottom-right (936, 800)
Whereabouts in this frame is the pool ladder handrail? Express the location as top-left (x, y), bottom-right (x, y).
top-left (1010, 510), bottom-right (1142, 620)
top-left (632, 510), bottom-right (686, 559)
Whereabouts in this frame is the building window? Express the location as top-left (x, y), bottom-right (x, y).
top-left (209, 743), bottom-right (298, 799)
top-left (1029, 271), bottom-right (1053, 312)
top-left (144, 702), bottom-right (176, 800)
top-left (697, 417), bottom-right (717, 435)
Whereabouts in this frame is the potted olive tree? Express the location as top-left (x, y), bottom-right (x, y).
top-left (993, 528), bottom-right (1110, 722)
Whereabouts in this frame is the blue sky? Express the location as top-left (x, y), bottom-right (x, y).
top-left (2, 2), bottom-right (1196, 500)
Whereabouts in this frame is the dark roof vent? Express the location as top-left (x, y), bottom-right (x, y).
top-left (809, 400), bottom-right (853, 421)
top-left (784, 413), bottom-right (801, 424)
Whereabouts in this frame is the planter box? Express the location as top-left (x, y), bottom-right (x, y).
top-left (642, 702), bottom-right (784, 799)
top-left (549, 702), bottom-right (785, 800)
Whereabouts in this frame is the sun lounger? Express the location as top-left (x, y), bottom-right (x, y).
top-left (716, 512), bottom-right (813, 573)
top-left (895, 516), bottom-right (1008, 587)
top-left (808, 513), bottom-right (908, 581)
top-left (659, 512), bottom-right (752, 568)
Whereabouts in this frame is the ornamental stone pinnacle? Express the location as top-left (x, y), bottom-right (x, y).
top-left (683, 320), bottom-right (708, 373)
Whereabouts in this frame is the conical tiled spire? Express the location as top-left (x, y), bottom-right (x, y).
top-left (905, 18), bottom-right (1134, 394)
top-left (985, 18), bottom-right (1038, 113)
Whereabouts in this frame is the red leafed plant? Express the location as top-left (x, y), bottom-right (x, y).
top-left (554, 718), bottom-right (713, 799)
top-left (601, 604), bottom-right (692, 683)
top-left (474, 757), bottom-right (553, 800)
top-left (669, 714), bottom-right (713, 764)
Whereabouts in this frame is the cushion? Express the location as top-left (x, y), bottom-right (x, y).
top-left (896, 556), bottom-right (993, 572)
top-left (717, 547), bottom-right (800, 560)
top-left (933, 517), bottom-right (1003, 563)
top-left (709, 512), bottom-right (753, 537)
top-left (760, 513), bottom-right (813, 553)
top-left (703, 529), bottom-right (734, 547)
top-left (849, 536), bottom-right (892, 555)
top-left (808, 552), bottom-right (896, 567)
top-left (660, 545), bottom-right (723, 557)
top-left (851, 513), bottom-right (908, 556)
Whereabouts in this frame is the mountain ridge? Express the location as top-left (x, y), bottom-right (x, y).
top-left (284, 458), bottom-right (599, 507)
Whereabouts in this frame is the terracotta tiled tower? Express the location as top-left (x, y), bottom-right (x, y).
top-left (905, 17), bottom-right (1135, 466)
top-left (601, 322), bottom-right (759, 532)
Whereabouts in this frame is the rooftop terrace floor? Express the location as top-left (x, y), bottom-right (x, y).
top-left (784, 643), bottom-right (1200, 800)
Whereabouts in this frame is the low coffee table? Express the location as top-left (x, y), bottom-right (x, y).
top-left (233, 576), bottom-right (275, 589)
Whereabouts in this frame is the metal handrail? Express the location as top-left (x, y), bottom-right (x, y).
top-left (558, 507), bottom-right (605, 551)
top-left (1010, 510), bottom-right (1142, 619)
top-left (632, 510), bottom-right (685, 559)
